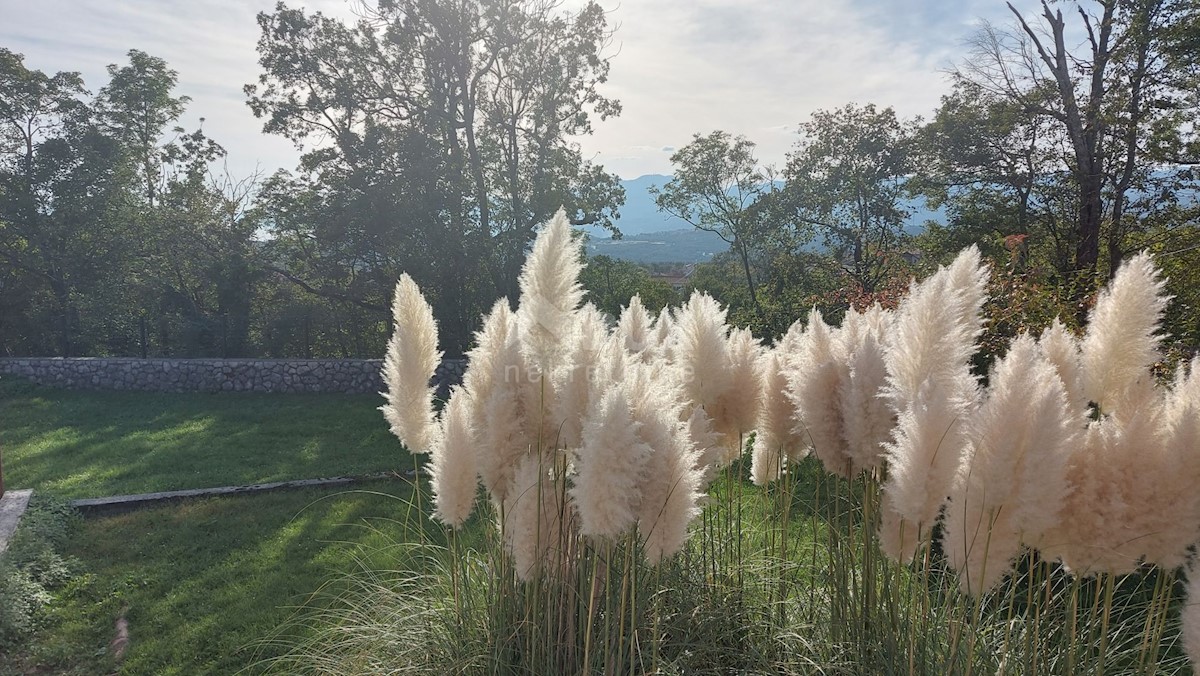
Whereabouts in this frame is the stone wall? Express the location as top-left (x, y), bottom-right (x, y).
top-left (0, 357), bottom-right (467, 395)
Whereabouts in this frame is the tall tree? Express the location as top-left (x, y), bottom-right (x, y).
top-left (0, 49), bottom-right (138, 356)
top-left (956, 0), bottom-right (1200, 282)
top-left (244, 0), bottom-right (624, 351)
top-left (652, 131), bottom-right (773, 318)
top-left (782, 103), bottom-right (915, 293)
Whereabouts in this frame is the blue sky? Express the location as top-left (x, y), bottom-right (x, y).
top-left (0, 0), bottom-right (1042, 181)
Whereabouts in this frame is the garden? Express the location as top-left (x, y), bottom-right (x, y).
top-left (3, 212), bottom-right (1197, 674)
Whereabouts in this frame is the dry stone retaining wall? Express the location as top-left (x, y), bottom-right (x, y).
top-left (0, 357), bottom-right (467, 395)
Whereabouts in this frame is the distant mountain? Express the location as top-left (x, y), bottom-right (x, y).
top-left (581, 174), bottom-right (689, 238)
top-left (582, 174), bottom-right (947, 264)
top-left (585, 228), bottom-right (728, 264)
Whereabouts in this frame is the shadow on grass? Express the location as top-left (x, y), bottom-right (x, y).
top-left (0, 384), bottom-right (409, 498)
top-left (15, 481), bottom-right (456, 675)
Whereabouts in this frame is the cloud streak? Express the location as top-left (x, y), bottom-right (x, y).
top-left (1, 0), bottom-right (1037, 180)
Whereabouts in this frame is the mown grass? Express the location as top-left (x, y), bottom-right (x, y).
top-left (1, 482), bottom-right (440, 675)
top-left (0, 377), bottom-right (407, 498)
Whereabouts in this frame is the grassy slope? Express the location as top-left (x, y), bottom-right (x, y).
top-left (0, 382), bottom-right (409, 498)
top-left (4, 482), bottom-right (442, 675)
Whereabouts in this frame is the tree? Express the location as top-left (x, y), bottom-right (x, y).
top-left (96, 50), bottom-right (194, 206)
top-left (956, 0), bottom-right (1200, 283)
top-left (0, 49), bottom-right (140, 356)
top-left (244, 0), bottom-right (624, 351)
top-left (652, 131), bottom-right (773, 318)
top-left (782, 103), bottom-right (915, 293)
top-left (579, 255), bottom-right (678, 318)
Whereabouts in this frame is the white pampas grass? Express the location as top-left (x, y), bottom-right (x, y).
top-left (1080, 252), bottom-right (1167, 414)
top-left (709, 327), bottom-right (763, 455)
top-left (941, 335), bottom-right (1077, 595)
top-left (429, 387), bottom-right (478, 527)
top-left (838, 306), bottom-right (894, 474)
top-left (553, 304), bottom-right (608, 449)
top-left (380, 274), bottom-right (442, 453)
top-left (674, 292), bottom-right (732, 414)
top-left (751, 349), bottom-right (804, 486)
top-left (1038, 319), bottom-right (1087, 414)
top-left (517, 208), bottom-right (585, 375)
top-left (878, 386), bottom-right (965, 561)
top-left (475, 304), bottom-right (530, 502)
top-left (785, 309), bottom-right (852, 477)
top-left (633, 396), bottom-right (704, 564)
top-left (504, 452), bottom-right (568, 581)
top-left (618, 295), bottom-right (653, 358)
top-left (571, 388), bottom-right (651, 539)
top-left (878, 247), bottom-right (989, 562)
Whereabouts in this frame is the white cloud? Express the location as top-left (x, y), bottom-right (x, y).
top-left (0, 0), bottom-right (1036, 181)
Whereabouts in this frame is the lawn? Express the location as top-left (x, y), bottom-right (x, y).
top-left (0, 378), bottom-right (409, 498)
top-left (2, 483), bottom-right (441, 675)
top-left (0, 379), bottom-right (435, 674)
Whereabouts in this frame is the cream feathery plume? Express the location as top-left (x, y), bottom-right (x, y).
top-left (631, 376), bottom-right (704, 564)
top-left (571, 388), bottom-right (652, 539)
top-left (1038, 318), bottom-right (1088, 415)
top-left (1182, 565), bottom-right (1200, 669)
top-left (784, 309), bottom-right (852, 478)
top-left (463, 299), bottom-right (514, 437)
top-left (476, 306), bottom-right (534, 502)
top-left (1166, 360), bottom-right (1200, 536)
top-left (1080, 252), bottom-right (1167, 415)
top-left (429, 387), bottom-right (478, 527)
top-left (878, 247), bottom-right (988, 562)
top-left (883, 246), bottom-right (988, 409)
top-left (618, 295), bottom-right (653, 358)
top-left (503, 451), bottom-right (569, 581)
top-left (1041, 409), bottom-right (1161, 576)
top-left (838, 307), bottom-right (894, 475)
top-left (942, 334), bottom-right (1077, 595)
top-left (674, 291), bottom-right (732, 412)
top-left (686, 404), bottom-right (724, 483)
top-left (380, 274), bottom-right (442, 454)
top-left (517, 208), bottom-right (585, 376)
top-left (751, 349), bottom-right (804, 486)
top-left (651, 306), bottom-right (675, 354)
top-left (709, 327), bottom-right (763, 457)
top-left (553, 304), bottom-right (608, 449)
top-left (878, 385), bottom-right (967, 561)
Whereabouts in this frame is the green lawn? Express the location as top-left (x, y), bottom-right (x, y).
top-left (0, 379), bottom-right (436, 674)
top-left (0, 378), bottom-right (409, 498)
top-left (3, 483), bottom-right (442, 675)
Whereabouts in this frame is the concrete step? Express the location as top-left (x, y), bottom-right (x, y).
top-left (0, 489), bottom-right (34, 555)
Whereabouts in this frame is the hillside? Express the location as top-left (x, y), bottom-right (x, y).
top-left (583, 175), bottom-right (946, 264)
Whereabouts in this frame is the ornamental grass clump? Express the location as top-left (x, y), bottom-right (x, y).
top-left (356, 220), bottom-right (1200, 674)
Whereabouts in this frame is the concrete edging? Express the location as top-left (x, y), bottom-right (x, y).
top-left (69, 472), bottom-right (415, 517)
top-left (0, 489), bottom-right (34, 555)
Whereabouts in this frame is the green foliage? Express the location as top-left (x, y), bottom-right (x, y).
top-left (781, 103), bottom-right (917, 293)
top-left (0, 495), bottom-right (81, 650)
top-left (580, 255), bottom-right (679, 318)
top-left (244, 0), bottom-right (625, 352)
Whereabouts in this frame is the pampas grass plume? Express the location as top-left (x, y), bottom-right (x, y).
top-left (380, 274), bottom-right (442, 453)
top-left (751, 349), bottom-right (803, 486)
top-left (1080, 252), bottom-right (1167, 414)
top-left (942, 334), bottom-right (1076, 595)
top-left (517, 208), bottom-right (585, 375)
top-left (785, 309), bottom-right (852, 477)
top-left (429, 387), bottom-right (478, 527)
top-left (571, 388), bottom-right (652, 539)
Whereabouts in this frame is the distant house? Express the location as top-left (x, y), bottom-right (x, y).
top-left (650, 264), bottom-right (696, 292)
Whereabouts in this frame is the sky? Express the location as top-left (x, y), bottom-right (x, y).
top-left (0, 0), bottom-right (1044, 181)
